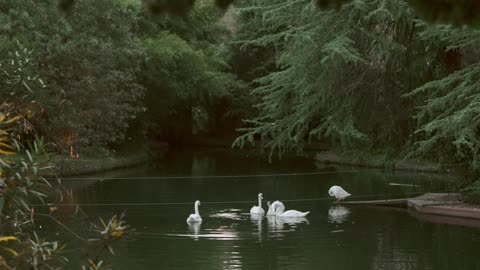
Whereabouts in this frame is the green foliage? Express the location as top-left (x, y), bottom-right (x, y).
top-left (405, 23), bottom-right (480, 170)
top-left (1, 0), bottom-right (146, 151)
top-left (56, 0), bottom-right (480, 26)
top-left (1, 0), bottom-right (246, 150)
top-left (0, 41), bottom-right (47, 101)
top-left (2, 138), bottom-right (53, 215)
top-left (0, 41), bottom-right (55, 138)
top-left (315, 0), bottom-right (480, 27)
top-left (83, 213), bottom-right (134, 269)
top-left (61, 0), bottom-right (235, 15)
top-left (0, 112), bottom-right (19, 157)
top-left (406, 0), bottom-right (480, 26)
top-left (0, 105), bottom-right (135, 268)
top-left (0, 129), bottom-right (68, 269)
top-left (233, 0), bottom-right (432, 156)
top-left (140, 1), bottom-right (246, 141)
top-left (142, 31), bottom-right (235, 137)
top-left (461, 181), bottom-right (480, 204)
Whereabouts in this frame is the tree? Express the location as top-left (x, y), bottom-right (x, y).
top-left (0, 0), bottom-right (146, 153)
top-left (233, 0), bottom-right (436, 157)
top-left (405, 23), bottom-right (480, 170)
top-left (140, 1), bottom-right (245, 142)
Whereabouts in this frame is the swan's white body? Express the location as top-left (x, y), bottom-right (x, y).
top-left (187, 200), bottom-right (202, 223)
top-left (250, 193), bottom-right (265, 216)
top-left (328, 185), bottom-right (351, 201)
top-left (274, 201), bottom-right (310, 217)
top-left (267, 200), bottom-right (284, 216)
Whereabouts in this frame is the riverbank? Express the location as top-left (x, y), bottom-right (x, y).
top-left (408, 193), bottom-right (480, 219)
top-left (187, 135), bottom-right (329, 151)
top-left (315, 150), bottom-right (446, 173)
top-left (187, 138), bottom-right (455, 174)
top-left (46, 143), bottom-right (168, 177)
top-left (344, 193), bottom-right (480, 227)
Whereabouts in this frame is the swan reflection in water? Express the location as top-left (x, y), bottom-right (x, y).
top-left (267, 215), bottom-right (309, 231)
top-left (188, 221), bottom-right (201, 240)
top-left (328, 205), bottom-right (351, 224)
top-left (209, 209), bottom-right (243, 221)
top-left (250, 214), bottom-right (263, 241)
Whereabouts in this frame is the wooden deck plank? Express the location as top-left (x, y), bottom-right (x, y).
top-left (340, 198), bottom-right (408, 206)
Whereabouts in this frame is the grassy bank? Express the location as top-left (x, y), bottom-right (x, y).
top-left (315, 150), bottom-right (444, 173)
top-left (46, 143), bottom-right (168, 177)
top-left (316, 149), bottom-right (480, 207)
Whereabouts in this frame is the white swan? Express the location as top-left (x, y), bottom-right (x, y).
top-left (266, 200), bottom-right (284, 216)
top-left (186, 200), bottom-right (202, 223)
top-left (274, 201), bottom-right (310, 217)
top-left (328, 185), bottom-right (351, 201)
top-left (250, 193), bottom-right (265, 216)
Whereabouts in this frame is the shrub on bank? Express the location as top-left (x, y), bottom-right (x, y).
top-left (461, 181), bottom-right (480, 204)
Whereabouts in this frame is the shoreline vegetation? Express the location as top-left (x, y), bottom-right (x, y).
top-left (314, 151), bottom-right (446, 173)
top-left (47, 137), bottom-right (448, 177)
top-left (48, 143), bottom-right (168, 177)
top-left (186, 137), bottom-right (455, 174)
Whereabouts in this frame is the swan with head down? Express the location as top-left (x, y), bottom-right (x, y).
top-left (250, 193), bottom-right (265, 216)
top-left (271, 200), bottom-right (309, 217)
top-left (186, 200), bottom-right (202, 223)
top-left (267, 200), bottom-right (285, 216)
top-left (328, 185), bottom-right (351, 202)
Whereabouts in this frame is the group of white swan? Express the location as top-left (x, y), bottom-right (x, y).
top-left (250, 193), bottom-right (310, 217)
top-left (186, 185), bottom-right (350, 223)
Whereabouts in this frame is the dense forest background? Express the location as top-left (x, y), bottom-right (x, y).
top-left (2, 0), bottom-right (480, 174)
top-left (3, 1), bottom-right (480, 267)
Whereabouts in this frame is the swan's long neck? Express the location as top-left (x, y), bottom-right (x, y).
top-left (194, 202), bottom-right (200, 215)
top-left (275, 204), bottom-right (285, 215)
top-left (258, 195), bottom-right (262, 207)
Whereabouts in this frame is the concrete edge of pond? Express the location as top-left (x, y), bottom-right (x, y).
top-left (407, 193), bottom-right (480, 220)
top-left (342, 193), bottom-right (480, 228)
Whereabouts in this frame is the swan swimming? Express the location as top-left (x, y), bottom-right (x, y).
top-left (267, 200), bottom-right (284, 216)
top-left (250, 193), bottom-right (265, 216)
top-left (186, 200), bottom-right (202, 223)
top-left (273, 201), bottom-right (310, 217)
top-left (328, 185), bottom-right (351, 201)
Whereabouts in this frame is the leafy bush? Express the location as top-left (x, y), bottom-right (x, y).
top-left (0, 0), bottom-right (145, 152)
top-left (461, 181), bottom-right (480, 204)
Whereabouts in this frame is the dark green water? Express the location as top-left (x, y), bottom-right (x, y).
top-left (44, 149), bottom-right (480, 269)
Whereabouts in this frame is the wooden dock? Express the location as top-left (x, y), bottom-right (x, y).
top-left (340, 193), bottom-right (480, 222)
top-left (340, 198), bottom-right (408, 207)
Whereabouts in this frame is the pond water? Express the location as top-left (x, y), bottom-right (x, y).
top-left (43, 148), bottom-right (480, 269)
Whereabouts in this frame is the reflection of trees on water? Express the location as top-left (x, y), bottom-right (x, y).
top-left (369, 209), bottom-right (426, 270)
top-left (191, 154), bottom-right (216, 176)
